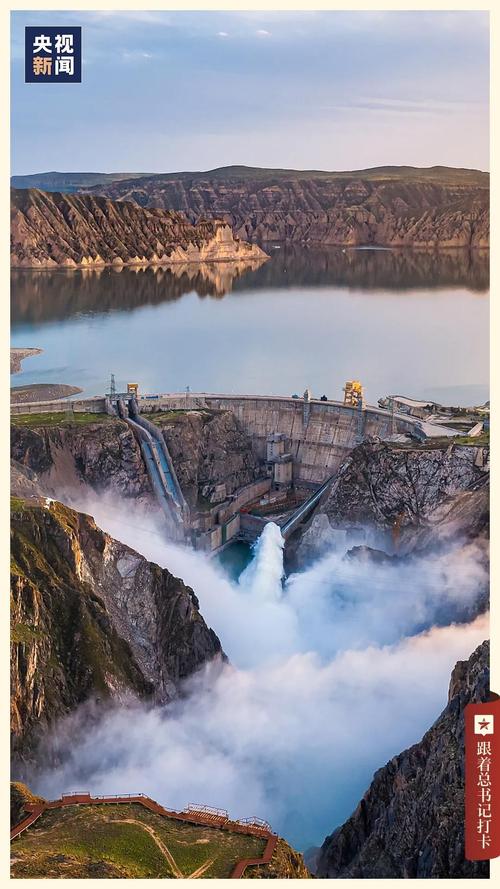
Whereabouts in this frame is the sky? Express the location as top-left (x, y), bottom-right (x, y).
top-left (11, 10), bottom-right (489, 175)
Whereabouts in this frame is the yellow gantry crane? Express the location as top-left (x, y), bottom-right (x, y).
top-left (343, 380), bottom-right (364, 407)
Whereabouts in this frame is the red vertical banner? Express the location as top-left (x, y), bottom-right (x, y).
top-left (465, 697), bottom-right (500, 860)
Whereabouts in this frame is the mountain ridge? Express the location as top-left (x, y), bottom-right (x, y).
top-left (80, 166), bottom-right (489, 248)
top-left (12, 164), bottom-right (489, 189)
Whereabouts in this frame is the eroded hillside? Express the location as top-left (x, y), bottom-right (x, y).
top-left (10, 188), bottom-right (267, 268)
top-left (86, 165), bottom-right (489, 248)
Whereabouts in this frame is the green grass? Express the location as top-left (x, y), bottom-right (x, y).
top-left (11, 411), bottom-right (116, 428)
top-left (11, 804), bottom-right (268, 879)
top-left (146, 408), bottom-right (219, 425)
top-left (146, 409), bottom-right (190, 423)
top-left (11, 622), bottom-right (45, 644)
top-left (453, 431), bottom-right (490, 446)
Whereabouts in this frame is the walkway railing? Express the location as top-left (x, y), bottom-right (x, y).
top-left (11, 792), bottom-right (278, 878)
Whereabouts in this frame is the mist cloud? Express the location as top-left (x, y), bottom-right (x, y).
top-left (26, 493), bottom-right (489, 850)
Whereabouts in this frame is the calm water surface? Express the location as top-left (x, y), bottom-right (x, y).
top-left (11, 247), bottom-right (489, 406)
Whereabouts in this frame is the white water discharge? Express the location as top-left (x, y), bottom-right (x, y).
top-left (31, 495), bottom-right (489, 851)
top-left (238, 522), bottom-right (285, 601)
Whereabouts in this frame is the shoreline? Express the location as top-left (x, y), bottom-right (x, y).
top-left (11, 383), bottom-right (83, 405)
top-left (9, 244), bottom-right (490, 271)
top-left (10, 348), bottom-right (42, 374)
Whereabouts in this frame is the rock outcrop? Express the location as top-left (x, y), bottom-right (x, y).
top-left (246, 839), bottom-right (310, 879)
top-left (86, 165), bottom-right (489, 248)
top-left (11, 409), bottom-right (263, 513)
top-left (322, 439), bottom-right (489, 537)
top-left (10, 188), bottom-right (267, 268)
top-left (148, 409), bottom-right (263, 508)
top-left (316, 641), bottom-right (490, 878)
top-left (10, 781), bottom-right (44, 829)
top-left (11, 497), bottom-right (223, 760)
top-left (11, 416), bottom-right (152, 503)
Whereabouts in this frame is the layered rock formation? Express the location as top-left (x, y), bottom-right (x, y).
top-left (10, 188), bottom-right (267, 268)
top-left (316, 641), bottom-right (490, 878)
top-left (11, 497), bottom-right (223, 759)
top-left (86, 165), bottom-right (489, 248)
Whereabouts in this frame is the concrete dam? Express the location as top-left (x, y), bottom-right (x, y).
top-left (137, 392), bottom-right (429, 484)
top-left (11, 388), bottom-right (454, 553)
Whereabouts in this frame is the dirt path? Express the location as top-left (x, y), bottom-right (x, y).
top-left (109, 818), bottom-right (185, 878)
top-left (186, 858), bottom-right (215, 879)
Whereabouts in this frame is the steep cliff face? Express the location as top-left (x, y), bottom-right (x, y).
top-left (11, 410), bottom-right (263, 511)
top-left (87, 166), bottom-right (489, 248)
top-left (323, 440), bottom-right (489, 534)
top-left (316, 641), bottom-right (490, 879)
top-left (11, 417), bottom-right (151, 502)
top-left (11, 498), bottom-right (223, 759)
top-left (148, 409), bottom-right (263, 507)
top-left (10, 188), bottom-right (267, 268)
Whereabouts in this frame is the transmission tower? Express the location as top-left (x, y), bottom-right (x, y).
top-left (109, 373), bottom-right (116, 400)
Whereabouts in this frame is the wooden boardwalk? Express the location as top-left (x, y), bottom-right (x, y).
top-left (10, 792), bottom-right (278, 878)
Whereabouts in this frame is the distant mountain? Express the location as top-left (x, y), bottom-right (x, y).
top-left (82, 164), bottom-right (489, 186)
top-left (10, 188), bottom-right (267, 268)
top-left (81, 164), bottom-right (489, 248)
top-left (10, 171), bottom-right (148, 192)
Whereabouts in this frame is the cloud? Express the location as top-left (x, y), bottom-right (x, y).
top-left (23, 495), bottom-right (489, 851)
top-left (217, 31), bottom-right (229, 38)
top-left (256, 29), bottom-right (271, 37)
top-left (30, 613), bottom-right (488, 851)
top-left (121, 50), bottom-right (154, 63)
top-left (61, 494), bottom-right (488, 668)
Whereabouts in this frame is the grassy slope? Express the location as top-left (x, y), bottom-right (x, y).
top-left (11, 411), bottom-right (116, 428)
top-left (11, 804), bottom-right (269, 879)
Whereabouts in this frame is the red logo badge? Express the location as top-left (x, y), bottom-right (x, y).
top-left (465, 696), bottom-right (500, 860)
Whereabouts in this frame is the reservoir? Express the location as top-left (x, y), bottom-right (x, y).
top-left (11, 246), bottom-right (489, 407)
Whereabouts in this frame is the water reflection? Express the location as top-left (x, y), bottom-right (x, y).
top-left (11, 247), bottom-right (489, 325)
top-left (10, 246), bottom-right (489, 405)
top-left (10, 258), bottom-right (267, 324)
